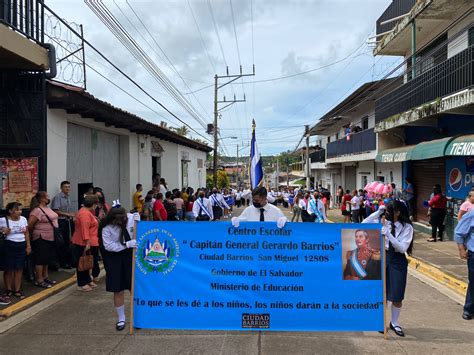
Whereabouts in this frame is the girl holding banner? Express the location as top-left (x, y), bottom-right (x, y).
top-left (99, 207), bottom-right (139, 331)
top-left (363, 200), bottom-right (414, 337)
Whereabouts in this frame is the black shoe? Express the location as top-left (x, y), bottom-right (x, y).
top-left (389, 322), bottom-right (405, 337)
top-left (462, 312), bottom-right (472, 320)
top-left (116, 321), bottom-right (126, 331)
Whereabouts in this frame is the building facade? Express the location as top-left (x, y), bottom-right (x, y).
top-left (373, 0), bottom-right (474, 238)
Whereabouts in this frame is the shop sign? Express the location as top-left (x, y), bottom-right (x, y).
top-left (446, 157), bottom-right (474, 199)
top-left (1, 158), bottom-right (39, 207)
top-left (381, 152), bottom-right (407, 163)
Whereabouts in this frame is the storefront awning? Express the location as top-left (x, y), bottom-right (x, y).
top-left (411, 137), bottom-right (453, 161)
top-left (375, 145), bottom-right (416, 163)
top-left (445, 135), bottom-right (474, 156)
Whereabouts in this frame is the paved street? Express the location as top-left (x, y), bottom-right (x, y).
top-left (0, 268), bottom-right (472, 354)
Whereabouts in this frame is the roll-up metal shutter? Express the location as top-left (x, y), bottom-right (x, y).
top-left (412, 158), bottom-right (446, 223)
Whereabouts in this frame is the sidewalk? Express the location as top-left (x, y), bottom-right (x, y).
top-left (326, 208), bottom-right (468, 295)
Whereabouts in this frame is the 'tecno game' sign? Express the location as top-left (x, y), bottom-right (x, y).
top-left (380, 152), bottom-right (408, 163)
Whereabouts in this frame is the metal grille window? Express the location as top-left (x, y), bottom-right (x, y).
top-left (361, 116), bottom-right (369, 130)
top-left (197, 159), bottom-right (203, 168)
top-left (469, 27), bottom-right (474, 47)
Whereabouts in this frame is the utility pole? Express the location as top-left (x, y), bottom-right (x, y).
top-left (236, 144), bottom-right (239, 187)
top-left (305, 125), bottom-right (311, 189)
top-left (212, 65), bottom-right (255, 187)
top-left (286, 156), bottom-right (289, 188)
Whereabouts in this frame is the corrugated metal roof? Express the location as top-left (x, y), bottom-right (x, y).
top-left (46, 80), bottom-right (212, 153)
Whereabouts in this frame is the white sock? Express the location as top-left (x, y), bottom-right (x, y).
top-left (391, 304), bottom-right (401, 327)
top-left (116, 305), bottom-right (125, 323)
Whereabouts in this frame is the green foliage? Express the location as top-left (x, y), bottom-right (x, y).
top-left (206, 170), bottom-right (230, 189)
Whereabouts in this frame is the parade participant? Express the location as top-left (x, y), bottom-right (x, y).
top-left (235, 189), bottom-right (242, 208)
top-left (164, 191), bottom-right (178, 221)
top-left (99, 207), bottom-right (138, 331)
top-left (343, 229), bottom-right (381, 280)
top-left (363, 200), bottom-right (414, 337)
top-left (152, 193), bottom-right (167, 221)
top-left (132, 184), bottom-right (144, 213)
top-left (173, 191), bottom-right (185, 221)
top-left (341, 190), bottom-right (352, 223)
top-left (291, 191), bottom-right (303, 222)
top-left (159, 178), bottom-right (168, 195)
top-left (300, 192), bottom-right (313, 223)
top-left (28, 191), bottom-right (59, 289)
top-left (71, 195), bottom-right (100, 292)
top-left (404, 178), bottom-right (415, 220)
top-left (308, 192), bottom-right (327, 223)
top-left (141, 191), bottom-right (155, 221)
top-left (51, 181), bottom-right (75, 269)
top-left (93, 187), bottom-right (110, 220)
top-left (351, 189), bottom-right (361, 223)
top-left (184, 195), bottom-right (196, 221)
top-left (1, 202), bottom-right (31, 299)
top-left (336, 186), bottom-right (344, 208)
top-left (232, 187), bottom-right (287, 227)
top-left (193, 190), bottom-right (214, 221)
top-left (458, 191), bottom-right (474, 220)
top-left (209, 188), bottom-right (229, 220)
top-left (454, 209), bottom-right (474, 320)
top-left (427, 184), bottom-right (447, 242)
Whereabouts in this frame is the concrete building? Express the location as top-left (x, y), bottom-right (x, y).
top-left (373, 0), bottom-right (474, 238)
top-left (46, 81), bottom-right (211, 211)
top-left (308, 79), bottom-right (402, 199)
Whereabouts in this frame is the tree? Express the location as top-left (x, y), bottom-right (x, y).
top-left (206, 170), bottom-right (229, 189)
top-left (171, 125), bottom-right (189, 136)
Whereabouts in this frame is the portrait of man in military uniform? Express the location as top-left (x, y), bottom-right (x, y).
top-left (342, 229), bottom-right (381, 280)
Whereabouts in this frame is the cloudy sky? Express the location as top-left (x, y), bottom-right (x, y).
top-left (47, 0), bottom-right (401, 155)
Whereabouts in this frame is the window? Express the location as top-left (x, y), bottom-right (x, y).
top-left (327, 136), bottom-right (331, 144)
top-left (361, 116), bottom-right (369, 130)
top-left (197, 159), bottom-right (203, 168)
top-left (469, 27), bottom-right (474, 47)
top-left (335, 132), bottom-right (339, 140)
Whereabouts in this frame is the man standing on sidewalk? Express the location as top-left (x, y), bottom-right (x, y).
top-left (455, 209), bottom-right (474, 320)
top-left (51, 181), bottom-right (75, 269)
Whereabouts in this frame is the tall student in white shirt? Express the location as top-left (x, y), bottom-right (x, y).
top-left (232, 187), bottom-right (287, 227)
top-left (192, 190), bottom-right (214, 221)
top-left (363, 200), bottom-right (414, 337)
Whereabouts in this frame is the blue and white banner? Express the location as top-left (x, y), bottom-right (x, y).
top-left (133, 222), bottom-right (384, 331)
top-left (250, 120), bottom-right (264, 189)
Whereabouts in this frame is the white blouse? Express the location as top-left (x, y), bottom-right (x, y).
top-left (362, 209), bottom-right (413, 253)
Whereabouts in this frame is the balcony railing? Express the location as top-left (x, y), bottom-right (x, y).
top-left (309, 150), bottom-right (325, 163)
top-left (376, 0), bottom-right (415, 35)
top-left (326, 129), bottom-right (376, 159)
top-left (375, 46), bottom-right (474, 123)
top-left (0, 0), bottom-right (44, 43)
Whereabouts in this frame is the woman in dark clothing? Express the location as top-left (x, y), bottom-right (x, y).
top-left (427, 184), bottom-right (447, 242)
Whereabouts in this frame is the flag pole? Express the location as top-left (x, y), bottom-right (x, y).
top-left (130, 220), bottom-right (137, 335)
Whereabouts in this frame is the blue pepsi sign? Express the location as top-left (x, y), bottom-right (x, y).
top-left (446, 157), bottom-right (474, 199)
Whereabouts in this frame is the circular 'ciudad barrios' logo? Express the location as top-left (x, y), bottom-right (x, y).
top-left (137, 228), bottom-right (179, 275)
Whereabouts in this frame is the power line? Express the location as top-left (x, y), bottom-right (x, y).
top-left (44, 1), bottom-right (211, 143)
top-left (87, 1), bottom-right (210, 130)
top-left (123, 0), bottom-right (213, 124)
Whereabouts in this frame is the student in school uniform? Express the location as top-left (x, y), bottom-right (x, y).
top-left (232, 187), bottom-right (287, 227)
top-left (363, 200), bottom-right (414, 337)
top-left (209, 188), bottom-right (230, 220)
top-left (308, 192), bottom-right (327, 223)
top-left (192, 190), bottom-right (214, 221)
top-left (300, 192), bottom-right (314, 223)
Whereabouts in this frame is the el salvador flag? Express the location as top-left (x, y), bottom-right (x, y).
top-left (250, 119), bottom-right (264, 189)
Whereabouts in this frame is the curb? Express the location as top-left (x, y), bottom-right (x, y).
top-left (0, 275), bottom-right (76, 319)
top-left (407, 255), bottom-right (467, 297)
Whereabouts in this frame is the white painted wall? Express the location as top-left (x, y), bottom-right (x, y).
top-left (356, 160), bottom-right (375, 189)
top-left (375, 162), bottom-right (402, 188)
top-left (46, 107), bottom-right (207, 209)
